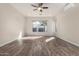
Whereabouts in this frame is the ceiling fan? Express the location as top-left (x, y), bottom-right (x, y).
top-left (31, 3), bottom-right (48, 12)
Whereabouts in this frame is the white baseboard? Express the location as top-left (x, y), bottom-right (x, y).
top-left (56, 35), bottom-right (79, 47)
top-left (0, 39), bottom-right (16, 47)
top-left (62, 38), bottom-right (79, 47)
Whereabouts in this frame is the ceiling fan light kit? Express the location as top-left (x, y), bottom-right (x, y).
top-left (38, 7), bottom-right (42, 11)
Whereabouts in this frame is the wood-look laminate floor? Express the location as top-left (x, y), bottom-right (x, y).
top-left (0, 36), bottom-right (79, 56)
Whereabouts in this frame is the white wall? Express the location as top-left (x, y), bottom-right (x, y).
top-left (24, 17), bottom-right (56, 36)
top-left (0, 4), bottom-right (25, 47)
top-left (56, 4), bottom-right (79, 46)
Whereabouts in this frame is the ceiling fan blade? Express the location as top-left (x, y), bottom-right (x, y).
top-left (38, 3), bottom-right (43, 7)
top-left (42, 7), bottom-right (48, 9)
top-left (31, 4), bottom-right (38, 7)
top-left (33, 9), bottom-right (37, 11)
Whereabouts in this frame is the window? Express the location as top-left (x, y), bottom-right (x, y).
top-left (32, 20), bottom-right (47, 32)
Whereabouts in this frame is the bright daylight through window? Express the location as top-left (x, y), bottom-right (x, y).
top-left (32, 20), bottom-right (47, 32)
